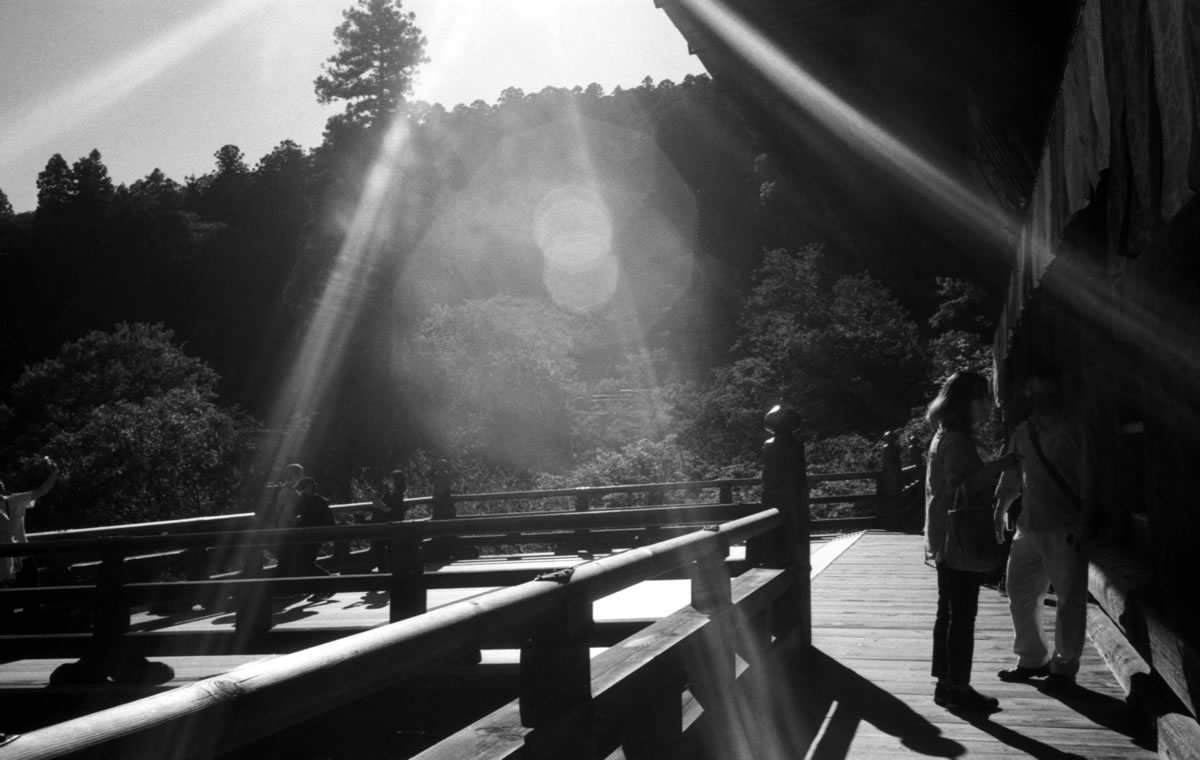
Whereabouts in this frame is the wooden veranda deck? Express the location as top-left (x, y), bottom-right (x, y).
top-left (800, 531), bottom-right (1155, 759)
top-left (0, 531), bottom-right (1157, 758)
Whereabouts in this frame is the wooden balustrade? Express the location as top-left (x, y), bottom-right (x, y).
top-left (1, 452), bottom-right (895, 664)
top-left (0, 404), bottom-right (819, 759)
top-left (420, 402), bottom-right (811, 760)
top-left (2, 504), bottom-right (800, 760)
top-left (0, 502), bottom-right (774, 671)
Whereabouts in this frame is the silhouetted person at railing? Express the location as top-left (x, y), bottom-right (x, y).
top-left (368, 470), bottom-right (407, 573)
top-left (288, 478), bottom-right (335, 597)
top-left (0, 457), bottom-right (58, 624)
top-left (431, 459), bottom-right (453, 520)
top-left (258, 463), bottom-right (304, 530)
top-left (427, 459), bottom-right (457, 561)
top-left (924, 371), bottom-right (1018, 713)
top-left (253, 463), bottom-right (303, 574)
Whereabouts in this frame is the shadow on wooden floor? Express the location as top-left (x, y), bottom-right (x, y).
top-left (787, 647), bottom-right (966, 759)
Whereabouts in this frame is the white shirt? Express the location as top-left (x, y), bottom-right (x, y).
top-left (0, 491), bottom-right (36, 583)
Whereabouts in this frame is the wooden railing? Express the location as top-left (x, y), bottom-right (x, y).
top-left (0, 433), bottom-right (918, 657)
top-left (0, 405), bottom-right (816, 753)
top-left (25, 467), bottom-right (893, 584)
top-left (0, 417), bottom-right (933, 757)
top-left (2, 409), bottom-right (810, 760)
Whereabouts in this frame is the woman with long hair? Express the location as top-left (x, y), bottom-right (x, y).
top-left (925, 371), bottom-right (1017, 711)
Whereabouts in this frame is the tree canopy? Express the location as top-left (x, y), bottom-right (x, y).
top-left (1, 324), bottom-right (254, 527)
top-left (0, 59), bottom-right (995, 510)
top-left (314, 0), bottom-right (429, 129)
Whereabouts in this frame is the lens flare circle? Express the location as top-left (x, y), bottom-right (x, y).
top-left (533, 185), bottom-right (620, 312)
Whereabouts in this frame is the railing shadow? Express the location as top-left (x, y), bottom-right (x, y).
top-left (1035, 679), bottom-right (1154, 749)
top-left (783, 648), bottom-right (966, 759)
top-left (957, 713), bottom-right (1088, 759)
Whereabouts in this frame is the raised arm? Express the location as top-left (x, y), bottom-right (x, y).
top-left (31, 458), bottom-right (60, 500)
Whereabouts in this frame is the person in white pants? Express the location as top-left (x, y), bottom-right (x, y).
top-left (993, 369), bottom-right (1092, 684)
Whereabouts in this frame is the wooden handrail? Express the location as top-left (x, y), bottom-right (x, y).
top-left (427, 477), bottom-right (762, 503)
top-left (27, 471), bottom-right (874, 542)
top-left (807, 470), bottom-right (880, 483)
top-left (24, 479), bottom-right (758, 541)
top-left (1, 502), bottom-right (763, 559)
top-left (3, 509), bottom-right (785, 760)
top-left (27, 502), bottom-right (380, 541)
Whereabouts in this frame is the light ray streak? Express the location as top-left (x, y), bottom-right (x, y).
top-left (674, 0), bottom-right (1019, 254)
top-left (677, 0), bottom-right (1200, 410)
top-left (1042, 253), bottom-right (1200, 397)
top-left (260, 117), bottom-right (414, 483)
top-left (0, 0), bottom-right (277, 170)
top-left (407, 3), bottom-right (476, 106)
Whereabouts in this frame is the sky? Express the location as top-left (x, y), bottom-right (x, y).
top-left (0, 0), bottom-right (706, 213)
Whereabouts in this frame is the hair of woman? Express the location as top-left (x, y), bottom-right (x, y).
top-left (926, 370), bottom-right (990, 433)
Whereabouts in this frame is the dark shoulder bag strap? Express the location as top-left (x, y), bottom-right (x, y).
top-left (1027, 422), bottom-right (1081, 508)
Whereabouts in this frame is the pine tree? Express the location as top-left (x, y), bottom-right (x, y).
top-left (314, 0), bottom-right (429, 128)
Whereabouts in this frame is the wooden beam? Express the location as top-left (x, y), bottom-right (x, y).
top-left (414, 567), bottom-right (790, 760)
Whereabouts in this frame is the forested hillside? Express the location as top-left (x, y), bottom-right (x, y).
top-left (0, 1), bottom-right (993, 526)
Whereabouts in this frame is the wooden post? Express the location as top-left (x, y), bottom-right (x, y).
top-left (520, 595), bottom-right (595, 759)
top-left (685, 543), bottom-right (744, 757)
top-left (431, 460), bottom-right (454, 520)
top-left (180, 546), bottom-right (210, 612)
top-left (49, 555), bottom-right (126, 684)
top-left (907, 433), bottom-right (925, 471)
top-left (879, 430), bottom-right (903, 531)
top-left (389, 524), bottom-right (426, 623)
top-left (569, 491), bottom-right (591, 555)
top-left (759, 404), bottom-right (810, 651)
top-left (234, 533), bottom-right (274, 637)
top-left (718, 482), bottom-right (733, 504)
top-left (93, 553), bottom-right (130, 647)
top-left (427, 460), bottom-right (456, 562)
top-left (690, 544), bottom-right (732, 614)
top-left (51, 553), bottom-right (174, 686)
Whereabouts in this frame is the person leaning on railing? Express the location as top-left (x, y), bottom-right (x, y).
top-left (293, 477), bottom-right (335, 601)
top-left (368, 470), bottom-right (407, 573)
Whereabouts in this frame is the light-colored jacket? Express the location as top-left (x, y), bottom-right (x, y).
top-left (924, 428), bottom-right (988, 561)
top-left (996, 416), bottom-right (1089, 533)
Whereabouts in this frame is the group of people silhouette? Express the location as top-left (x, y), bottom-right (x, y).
top-left (253, 464), bottom-right (409, 601)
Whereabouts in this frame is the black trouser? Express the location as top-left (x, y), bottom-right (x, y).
top-left (369, 540), bottom-right (389, 572)
top-left (932, 563), bottom-right (981, 686)
top-left (288, 543), bottom-right (329, 577)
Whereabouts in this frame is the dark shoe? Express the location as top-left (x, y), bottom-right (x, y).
top-left (1044, 672), bottom-right (1076, 689)
top-left (945, 685), bottom-right (1000, 713)
top-left (998, 664), bottom-right (1050, 682)
top-left (934, 682), bottom-right (949, 707)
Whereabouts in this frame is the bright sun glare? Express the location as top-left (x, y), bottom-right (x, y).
top-left (511, 0), bottom-right (560, 22)
top-left (2, 0), bottom-right (277, 170)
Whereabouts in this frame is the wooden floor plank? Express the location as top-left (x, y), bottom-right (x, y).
top-left (805, 530), bottom-right (1155, 759)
